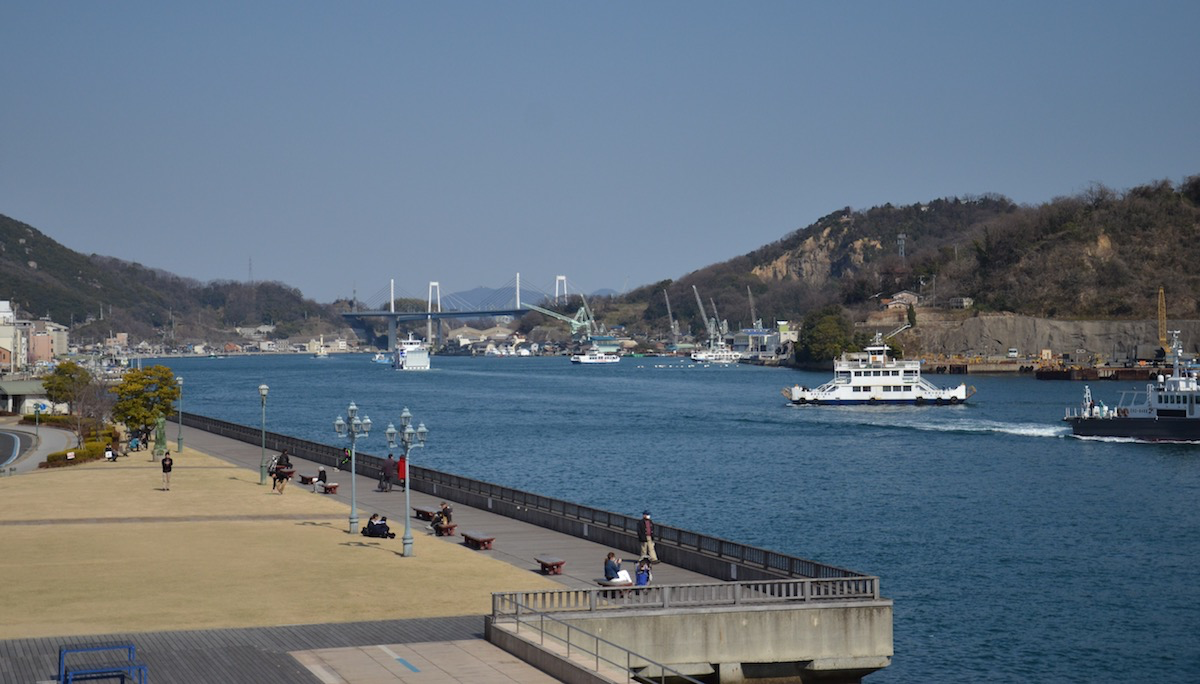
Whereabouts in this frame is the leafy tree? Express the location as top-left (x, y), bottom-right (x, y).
top-left (907, 303), bottom-right (917, 328)
top-left (111, 365), bottom-right (180, 436)
top-left (42, 361), bottom-right (92, 411)
top-left (41, 361), bottom-right (113, 445)
top-left (796, 306), bottom-right (855, 363)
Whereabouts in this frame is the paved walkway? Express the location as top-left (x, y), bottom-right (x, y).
top-left (1, 422), bottom-right (713, 683)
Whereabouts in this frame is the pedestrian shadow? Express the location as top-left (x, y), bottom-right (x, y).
top-left (296, 521), bottom-right (338, 529)
top-left (341, 540), bottom-right (405, 558)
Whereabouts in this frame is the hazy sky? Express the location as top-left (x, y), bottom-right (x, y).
top-left (3, 2), bottom-right (1197, 304)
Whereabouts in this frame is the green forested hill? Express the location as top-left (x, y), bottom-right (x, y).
top-left (613, 175), bottom-right (1200, 336)
top-left (0, 214), bottom-right (344, 344)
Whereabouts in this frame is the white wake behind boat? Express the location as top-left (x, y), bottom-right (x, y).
top-left (782, 334), bottom-right (973, 405)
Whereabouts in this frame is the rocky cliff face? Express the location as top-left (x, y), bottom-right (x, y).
top-left (897, 313), bottom-right (1200, 359)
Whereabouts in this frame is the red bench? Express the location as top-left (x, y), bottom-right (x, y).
top-left (319, 483), bottom-right (339, 495)
top-left (535, 556), bottom-right (566, 575)
top-left (461, 530), bottom-right (495, 550)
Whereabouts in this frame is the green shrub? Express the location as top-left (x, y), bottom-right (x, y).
top-left (40, 438), bottom-right (117, 468)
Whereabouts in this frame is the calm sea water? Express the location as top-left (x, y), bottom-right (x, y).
top-left (156, 354), bottom-right (1200, 682)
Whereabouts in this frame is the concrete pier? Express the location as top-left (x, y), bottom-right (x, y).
top-left (0, 416), bottom-right (892, 683)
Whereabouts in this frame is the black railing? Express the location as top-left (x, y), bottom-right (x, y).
top-left (181, 411), bottom-right (873, 583)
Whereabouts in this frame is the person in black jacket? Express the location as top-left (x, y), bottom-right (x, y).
top-left (637, 510), bottom-right (659, 563)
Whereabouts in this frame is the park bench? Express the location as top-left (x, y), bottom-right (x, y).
top-left (59, 641), bottom-right (147, 684)
top-left (298, 473), bottom-right (315, 485)
top-left (319, 483), bottom-right (339, 495)
top-left (434, 522), bottom-right (458, 537)
top-left (461, 530), bottom-right (495, 550)
top-left (412, 505), bottom-right (439, 521)
top-left (535, 556), bottom-right (566, 575)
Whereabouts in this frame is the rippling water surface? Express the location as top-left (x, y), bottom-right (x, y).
top-left (158, 354), bottom-right (1200, 682)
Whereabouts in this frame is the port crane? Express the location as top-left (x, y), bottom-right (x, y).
top-left (520, 295), bottom-right (605, 339)
top-left (663, 290), bottom-right (680, 346)
top-left (693, 285), bottom-right (718, 346)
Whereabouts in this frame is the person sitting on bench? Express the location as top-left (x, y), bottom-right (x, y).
top-left (427, 501), bottom-right (453, 534)
top-left (602, 552), bottom-right (631, 584)
top-left (312, 466), bottom-right (329, 492)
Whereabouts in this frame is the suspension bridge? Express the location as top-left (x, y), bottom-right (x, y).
top-left (341, 274), bottom-right (591, 350)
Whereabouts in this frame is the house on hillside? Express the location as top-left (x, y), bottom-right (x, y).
top-left (883, 290), bottom-right (920, 310)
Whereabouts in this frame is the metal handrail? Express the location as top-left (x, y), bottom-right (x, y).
top-left (493, 597), bottom-right (705, 684)
top-left (180, 412), bottom-right (871, 581)
top-left (493, 577), bottom-right (880, 617)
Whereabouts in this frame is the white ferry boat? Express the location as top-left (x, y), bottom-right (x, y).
top-left (391, 334), bottom-right (431, 371)
top-left (691, 344), bottom-right (743, 364)
top-left (782, 334), bottom-right (973, 405)
top-left (570, 347), bottom-right (620, 364)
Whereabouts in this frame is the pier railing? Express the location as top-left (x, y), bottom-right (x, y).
top-left (181, 411), bottom-right (873, 583)
top-left (489, 597), bottom-right (706, 684)
top-left (493, 577), bottom-right (880, 616)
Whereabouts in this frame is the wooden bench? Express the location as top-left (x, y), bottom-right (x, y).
top-left (594, 579), bottom-right (638, 598)
top-left (535, 556), bottom-right (566, 575)
top-left (435, 522), bottom-right (458, 537)
top-left (413, 505), bottom-right (439, 521)
top-left (298, 474), bottom-right (316, 485)
top-left (321, 483), bottom-right (339, 495)
top-left (461, 530), bottom-right (495, 550)
top-left (59, 641), bottom-right (147, 684)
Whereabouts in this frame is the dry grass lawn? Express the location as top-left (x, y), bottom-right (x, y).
top-left (0, 447), bottom-right (559, 639)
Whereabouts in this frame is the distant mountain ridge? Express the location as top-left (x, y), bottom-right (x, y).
top-left (0, 213), bottom-right (343, 343)
top-left (4, 172), bottom-right (1198, 347)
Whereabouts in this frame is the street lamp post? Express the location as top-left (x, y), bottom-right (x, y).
top-left (176, 377), bottom-right (184, 453)
top-left (333, 402), bottom-right (372, 535)
top-left (258, 384), bottom-right (269, 485)
top-left (34, 405), bottom-right (41, 439)
top-left (386, 406), bottom-right (429, 557)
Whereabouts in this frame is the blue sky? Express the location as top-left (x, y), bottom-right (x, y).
top-left (3, 2), bottom-right (1197, 304)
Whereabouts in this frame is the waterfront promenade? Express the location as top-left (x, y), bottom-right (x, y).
top-left (0, 419), bottom-right (713, 683)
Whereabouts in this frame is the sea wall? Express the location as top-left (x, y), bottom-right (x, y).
top-left (896, 314), bottom-right (1200, 358)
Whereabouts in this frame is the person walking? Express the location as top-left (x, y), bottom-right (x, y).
top-left (381, 454), bottom-right (395, 492)
top-left (161, 454), bottom-right (173, 491)
top-left (273, 449), bottom-right (292, 494)
top-left (637, 510), bottom-right (659, 563)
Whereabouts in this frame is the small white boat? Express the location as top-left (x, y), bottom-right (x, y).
top-left (571, 347), bottom-right (620, 364)
top-left (783, 334), bottom-right (973, 405)
top-left (371, 352), bottom-right (391, 364)
top-left (691, 344), bottom-right (743, 364)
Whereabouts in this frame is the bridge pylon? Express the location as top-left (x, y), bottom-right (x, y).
top-left (555, 275), bottom-right (568, 305)
top-left (428, 282), bottom-right (442, 348)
